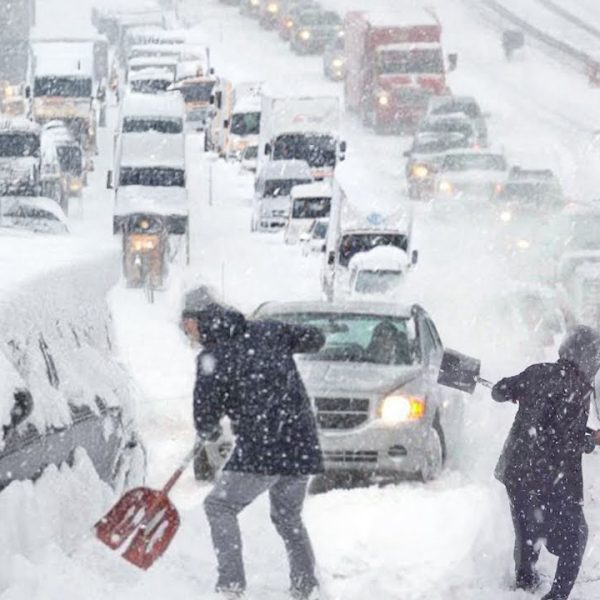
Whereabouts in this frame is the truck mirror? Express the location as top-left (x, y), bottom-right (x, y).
top-left (216, 91), bottom-right (222, 110)
top-left (403, 149), bottom-right (412, 158)
top-left (412, 250), bottom-right (419, 265)
top-left (265, 143), bottom-right (271, 156)
top-left (209, 67), bottom-right (215, 75)
top-left (10, 390), bottom-right (33, 429)
top-left (447, 53), bottom-right (458, 72)
top-left (339, 140), bottom-right (347, 153)
top-left (327, 251), bottom-right (335, 266)
top-left (25, 86), bottom-right (31, 99)
top-left (223, 119), bottom-right (230, 129)
top-left (106, 170), bottom-right (113, 189)
top-left (209, 94), bottom-right (215, 105)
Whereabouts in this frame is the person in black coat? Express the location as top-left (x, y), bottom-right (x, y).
top-left (492, 325), bottom-right (600, 600)
top-left (184, 299), bottom-right (325, 599)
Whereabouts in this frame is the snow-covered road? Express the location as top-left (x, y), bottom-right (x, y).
top-left (5, 0), bottom-right (600, 599)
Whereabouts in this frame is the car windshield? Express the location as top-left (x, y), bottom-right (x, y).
top-left (264, 177), bottom-right (312, 197)
top-left (419, 119), bottom-right (474, 136)
top-left (442, 154), bottom-right (507, 172)
top-left (272, 134), bottom-right (336, 168)
top-left (0, 133), bottom-right (40, 157)
top-left (34, 77), bottom-right (92, 98)
top-left (119, 167), bottom-right (185, 187)
top-left (411, 132), bottom-right (470, 155)
top-left (292, 197), bottom-right (331, 219)
top-left (130, 78), bottom-right (171, 93)
top-left (178, 81), bottom-right (215, 102)
top-left (339, 233), bottom-right (408, 267)
top-left (355, 270), bottom-right (403, 294)
top-left (56, 145), bottom-right (82, 174)
top-left (2, 206), bottom-right (66, 234)
top-left (123, 117), bottom-right (183, 134)
top-left (499, 182), bottom-right (563, 207)
top-left (377, 49), bottom-right (444, 75)
top-left (431, 101), bottom-right (480, 119)
top-left (230, 112), bottom-right (261, 136)
top-left (313, 221), bottom-right (328, 239)
top-left (268, 312), bottom-right (416, 366)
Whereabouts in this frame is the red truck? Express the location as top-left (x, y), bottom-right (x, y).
top-left (344, 10), bottom-right (455, 134)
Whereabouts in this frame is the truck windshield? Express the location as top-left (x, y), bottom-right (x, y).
top-left (272, 134), bottom-right (337, 168)
top-left (266, 312), bottom-right (415, 366)
top-left (119, 167), bottom-right (185, 187)
top-left (34, 77), bottom-right (92, 98)
top-left (292, 197), bottom-right (331, 219)
top-left (130, 78), bottom-right (171, 93)
top-left (377, 49), bottom-right (444, 75)
top-left (0, 133), bottom-right (40, 157)
top-left (178, 81), bottom-right (215, 102)
top-left (56, 146), bottom-right (82, 174)
top-left (123, 117), bottom-right (183, 134)
top-left (264, 178), bottom-right (312, 197)
top-left (230, 112), bottom-right (261, 136)
top-left (338, 233), bottom-right (408, 267)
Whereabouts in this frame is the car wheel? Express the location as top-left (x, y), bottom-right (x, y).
top-left (194, 446), bottom-right (215, 481)
top-left (419, 424), bottom-right (444, 483)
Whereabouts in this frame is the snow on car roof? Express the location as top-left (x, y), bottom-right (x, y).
top-left (114, 186), bottom-right (188, 217)
top-left (128, 55), bottom-right (180, 68)
top-left (349, 246), bottom-right (410, 271)
top-left (121, 91), bottom-right (185, 118)
top-left (120, 132), bottom-right (185, 168)
top-left (0, 118), bottom-right (41, 134)
top-left (259, 160), bottom-right (313, 180)
top-left (128, 67), bottom-right (174, 82)
top-left (290, 182), bottom-right (333, 199)
top-left (1, 196), bottom-right (68, 226)
top-left (255, 300), bottom-right (414, 319)
top-left (363, 9), bottom-right (439, 28)
top-left (32, 42), bottom-right (95, 77)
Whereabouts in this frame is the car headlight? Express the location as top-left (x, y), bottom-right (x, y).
top-left (285, 18), bottom-right (294, 28)
top-left (267, 2), bottom-right (278, 13)
top-left (495, 182), bottom-right (505, 194)
top-left (337, 29), bottom-right (345, 38)
top-left (299, 29), bottom-right (311, 40)
top-left (69, 179), bottom-right (82, 191)
top-left (332, 57), bottom-right (344, 68)
top-left (411, 164), bottom-right (429, 179)
top-left (439, 180), bottom-right (453, 194)
top-left (250, 0), bottom-right (259, 6)
top-left (500, 210), bottom-right (512, 222)
top-left (377, 92), bottom-right (390, 106)
top-left (380, 394), bottom-right (425, 425)
top-left (515, 239), bottom-right (531, 250)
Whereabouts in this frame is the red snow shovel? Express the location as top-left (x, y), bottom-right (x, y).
top-left (95, 447), bottom-right (196, 570)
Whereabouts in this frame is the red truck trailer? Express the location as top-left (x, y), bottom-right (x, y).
top-left (344, 9), bottom-right (453, 134)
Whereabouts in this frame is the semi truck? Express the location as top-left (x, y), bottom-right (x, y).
top-left (0, 0), bottom-right (35, 116)
top-left (344, 9), bottom-right (455, 134)
top-left (258, 95), bottom-right (346, 180)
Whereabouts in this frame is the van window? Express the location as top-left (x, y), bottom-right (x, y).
top-left (292, 197), bottom-right (331, 219)
top-left (119, 167), bottom-right (185, 187)
top-left (264, 178), bottom-right (312, 198)
top-left (123, 117), bottom-right (183, 134)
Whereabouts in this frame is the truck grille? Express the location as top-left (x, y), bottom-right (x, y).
top-left (393, 88), bottom-right (430, 107)
top-left (323, 450), bottom-right (378, 463)
top-left (314, 397), bottom-right (370, 430)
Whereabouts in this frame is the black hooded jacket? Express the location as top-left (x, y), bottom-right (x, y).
top-left (492, 326), bottom-right (600, 501)
top-left (193, 303), bottom-right (325, 476)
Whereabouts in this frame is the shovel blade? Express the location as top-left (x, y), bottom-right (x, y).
top-left (122, 497), bottom-right (180, 570)
top-left (437, 348), bottom-right (482, 395)
top-left (95, 487), bottom-right (161, 550)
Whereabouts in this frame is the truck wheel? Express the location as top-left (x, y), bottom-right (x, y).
top-left (194, 446), bottom-right (215, 481)
top-left (419, 421), bottom-right (445, 483)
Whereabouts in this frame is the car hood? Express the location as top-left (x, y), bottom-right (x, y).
top-left (115, 185), bottom-right (188, 216)
top-left (297, 359), bottom-right (422, 396)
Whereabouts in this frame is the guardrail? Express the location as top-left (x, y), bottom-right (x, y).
top-left (481, 0), bottom-right (600, 77)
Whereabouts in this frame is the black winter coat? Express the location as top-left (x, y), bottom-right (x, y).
top-left (193, 303), bottom-right (325, 476)
top-left (492, 358), bottom-right (593, 502)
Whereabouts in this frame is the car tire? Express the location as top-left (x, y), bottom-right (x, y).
top-left (419, 423), bottom-right (444, 483)
top-left (194, 446), bottom-right (215, 481)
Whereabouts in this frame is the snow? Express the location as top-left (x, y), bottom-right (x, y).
top-left (119, 132), bottom-right (185, 168)
top-left (32, 42), bottom-right (95, 78)
top-left (290, 181), bottom-right (332, 199)
top-left (358, 9), bottom-right (440, 29)
top-left (349, 245), bottom-right (410, 271)
top-left (114, 186), bottom-right (188, 218)
top-left (120, 91), bottom-right (185, 120)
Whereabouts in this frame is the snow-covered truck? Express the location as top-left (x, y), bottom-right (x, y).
top-left (0, 0), bottom-right (35, 117)
top-left (344, 9), bottom-right (454, 134)
top-left (258, 94), bottom-right (346, 180)
top-left (30, 41), bottom-right (101, 153)
top-left (0, 117), bottom-right (41, 196)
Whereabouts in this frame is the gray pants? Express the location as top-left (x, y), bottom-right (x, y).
top-left (204, 471), bottom-right (318, 595)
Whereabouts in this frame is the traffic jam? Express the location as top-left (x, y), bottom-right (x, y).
top-left (3, 0), bottom-right (600, 599)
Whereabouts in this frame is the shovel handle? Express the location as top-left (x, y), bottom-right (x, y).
top-left (477, 376), bottom-right (495, 389)
top-left (162, 446), bottom-right (197, 495)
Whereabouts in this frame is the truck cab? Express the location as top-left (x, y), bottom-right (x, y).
top-left (0, 118), bottom-right (41, 196)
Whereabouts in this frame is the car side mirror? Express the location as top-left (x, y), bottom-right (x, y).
top-left (223, 119), bottom-right (230, 129)
top-left (412, 249), bottom-right (419, 265)
top-left (216, 91), bottom-right (222, 110)
top-left (447, 53), bottom-right (458, 72)
top-left (264, 143), bottom-right (271, 156)
top-left (339, 140), bottom-right (347, 153)
top-left (321, 243), bottom-right (326, 254)
top-left (106, 170), bottom-right (113, 189)
top-left (327, 251), bottom-right (335, 266)
top-left (10, 390), bottom-right (33, 429)
top-left (25, 85), bottom-right (31, 99)
top-left (209, 67), bottom-right (215, 75)
top-left (403, 150), bottom-right (412, 158)
top-left (209, 94), bottom-right (215, 105)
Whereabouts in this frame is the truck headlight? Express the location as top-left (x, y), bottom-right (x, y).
top-left (332, 58), bottom-right (344, 68)
top-left (515, 239), bottom-right (531, 250)
top-left (69, 179), bottom-right (82, 192)
top-left (500, 210), bottom-right (512, 222)
top-left (380, 394), bottom-right (425, 425)
top-left (285, 18), bottom-right (294, 28)
top-left (411, 164), bottom-right (429, 179)
top-left (299, 29), bottom-right (311, 40)
top-left (250, 0), bottom-right (259, 6)
top-left (378, 92), bottom-right (390, 106)
top-left (439, 180), bottom-right (453, 194)
top-left (267, 2), bottom-right (278, 13)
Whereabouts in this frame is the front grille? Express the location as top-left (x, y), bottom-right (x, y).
top-left (393, 88), bottom-right (430, 107)
top-left (324, 450), bottom-right (378, 463)
top-left (314, 397), bottom-right (370, 430)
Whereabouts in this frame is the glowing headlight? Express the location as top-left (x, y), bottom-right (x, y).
top-left (299, 29), bottom-right (311, 40)
top-left (439, 180), bottom-right (453, 194)
top-left (515, 239), bottom-right (531, 250)
top-left (495, 182), bottom-right (505, 194)
top-left (337, 29), bottom-right (345, 38)
top-left (500, 210), bottom-right (512, 223)
top-left (267, 2), bottom-right (278, 13)
top-left (411, 164), bottom-right (429, 179)
top-left (131, 238), bottom-right (158, 252)
top-left (250, 0), bottom-right (259, 6)
top-left (69, 179), bottom-right (82, 191)
top-left (380, 394), bottom-right (425, 425)
top-left (332, 58), bottom-right (344, 68)
top-left (3, 85), bottom-right (15, 98)
top-left (378, 93), bottom-right (390, 106)
top-left (286, 19), bottom-right (294, 28)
